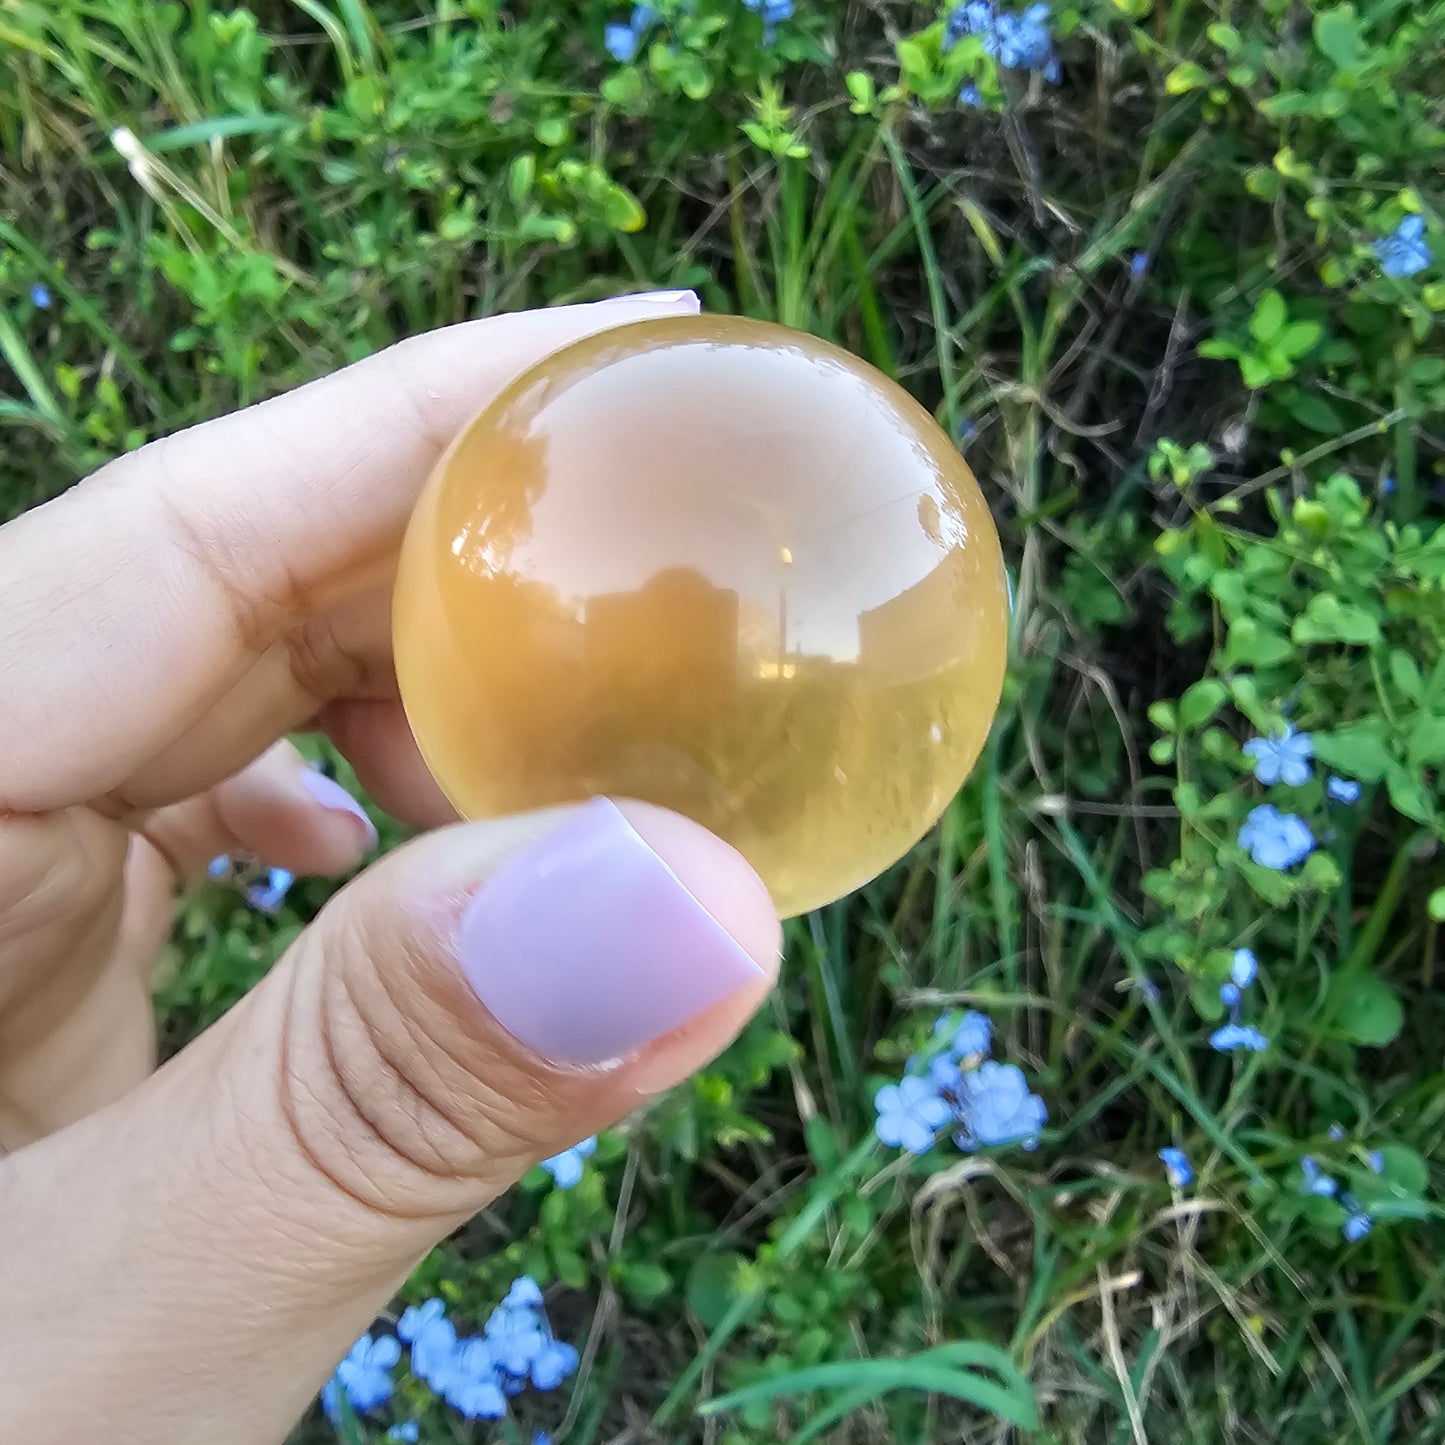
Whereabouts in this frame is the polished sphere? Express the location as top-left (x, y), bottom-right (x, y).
top-left (393, 316), bottom-right (1009, 917)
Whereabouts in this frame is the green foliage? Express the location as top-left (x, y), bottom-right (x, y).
top-left (5, 0), bottom-right (1445, 1442)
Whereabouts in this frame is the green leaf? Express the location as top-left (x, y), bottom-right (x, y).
top-left (1329, 971), bottom-right (1402, 1046)
top-left (1389, 650), bottom-right (1423, 702)
top-left (1165, 61), bottom-right (1210, 94)
top-left (1240, 354), bottom-right (1274, 389)
top-left (1221, 618), bottom-right (1294, 669)
top-left (686, 1253), bottom-right (746, 1330)
top-left (1251, 290), bottom-right (1287, 344)
top-left (1313, 4), bottom-right (1365, 70)
top-left (1179, 679), bottom-right (1228, 728)
top-left (1430, 887), bottom-right (1445, 922)
top-left (1292, 593), bottom-right (1383, 647)
top-left (1384, 761), bottom-right (1433, 822)
top-left (1407, 715), bottom-right (1445, 768)
top-left (1285, 391), bottom-right (1344, 433)
top-left (1278, 321), bottom-right (1323, 357)
top-left (1312, 720), bottom-right (1391, 780)
top-left (618, 1261), bottom-right (673, 1305)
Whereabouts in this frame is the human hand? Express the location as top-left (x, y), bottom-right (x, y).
top-left (0, 291), bottom-right (782, 1443)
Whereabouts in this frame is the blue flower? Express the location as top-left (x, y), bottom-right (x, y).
top-left (29, 282), bottom-right (52, 309)
top-left (321, 1333), bottom-right (401, 1423)
top-left (246, 865), bottom-right (295, 913)
top-left (206, 854), bottom-right (231, 879)
top-left (503, 1276), bottom-right (544, 1310)
top-left (1343, 1209), bottom-right (1373, 1242)
top-left (1209, 1023), bottom-right (1268, 1053)
top-left (485, 1305), bottom-right (547, 1376)
top-left (936, 1008), bottom-right (993, 1059)
top-left (531, 1339), bottom-right (580, 1391)
top-left (1130, 251), bottom-right (1150, 278)
top-left (1374, 215), bottom-right (1432, 279)
top-left (926, 1053), bottom-right (965, 1093)
top-left (1300, 1156), bottom-right (1338, 1197)
top-left (1367, 1149), bottom-right (1385, 1174)
top-left (398, 1298), bottom-right (446, 1343)
top-left (996, 4), bottom-right (1061, 82)
top-left (541, 1135), bottom-right (597, 1189)
top-left (1135, 976), bottom-right (1162, 1003)
top-left (1327, 776), bottom-right (1362, 804)
top-left (604, 4), bottom-right (657, 61)
top-left (874, 1074), bottom-right (951, 1154)
top-left (954, 1060), bottom-right (1047, 1151)
top-left (535, 1435), bottom-right (555, 1445)
top-left (1238, 804), bottom-right (1314, 870)
top-left (1328, 1123), bottom-right (1346, 1141)
top-left (1230, 948), bottom-right (1259, 990)
top-left (387, 1425), bottom-right (420, 1443)
top-left (1243, 725), bottom-right (1314, 786)
top-left (604, 22), bottom-right (640, 60)
top-left (1159, 1146), bottom-right (1193, 1188)
top-left (958, 83), bottom-right (983, 106)
top-left (409, 1315), bottom-right (461, 1390)
top-left (447, 1371), bottom-right (508, 1420)
top-left (742, 0), bottom-right (793, 42)
top-left (1219, 982), bottom-right (1241, 1007)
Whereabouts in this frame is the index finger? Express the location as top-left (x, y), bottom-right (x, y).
top-left (0, 292), bottom-right (699, 815)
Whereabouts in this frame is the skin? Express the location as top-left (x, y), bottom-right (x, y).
top-left (0, 293), bottom-right (782, 1442)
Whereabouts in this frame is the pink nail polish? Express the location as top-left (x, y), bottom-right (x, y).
top-left (301, 770), bottom-right (378, 848)
top-left (458, 798), bottom-right (765, 1065)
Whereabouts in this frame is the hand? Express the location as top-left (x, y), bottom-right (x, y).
top-left (0, 292), bottom-right (782, 1443)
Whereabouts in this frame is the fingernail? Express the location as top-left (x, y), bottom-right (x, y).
top-left (602, 289), bottom-right (700, 312)
top-left (459, 798), bottom-right (766, 1065)
top-left (301, 770), bottom-right (378, 849)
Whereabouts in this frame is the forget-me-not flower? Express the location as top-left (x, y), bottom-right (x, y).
top-left (30, 282), bottom-right (52, 309)
top-left (541, 1134), bottom-right (597, 1189)
top-left (485, 1304), bottom-right (547, 1376)
top-left (1238, 804), bottom-right (1314, 870)
top-left (1159, 1146), bottom-right (1193, 1188)
top-left (604, 4), bottom-right (657, 62)
top-left (1327, 776), bottom-right (1362, 804)
top-left (206, 854), bottom-right (231, 879)
top-left (1243, 725), bottom-right (1314, 786)
top-left (447, 1370), bottom-right (508, 1420)
top-left (1367, 1149), bottom-right (1385, 1174)
top-left (321, 1333), bottom-right (401, 1423)
top-left (1130, 251), bottom-right (1150, 278)
top-left (503, 1276), bottom-right (544, 1310)
top-left (937, 1008), bottom-right (993, 1059)
top-left (954, 1061), bottom-right (1047, 1151)
top-left (398, 1297), bottom-right (446, 1342)
top-left (410, 1314), bottom-right (461, 1390)
top-left (1375, 215), bottom-right (1432, 279)
top-left (531, 1338), bottom-right (581, 1391)
top-left (874, 1074), bottom-right (951, 1154)
top-left (246, 865), bottom-right (295, 913)
top-left (1209, 1022), bottom-right (1269, 1053)
top-left (1230, 948), bottom-right (1259, 990)
top-left (387, 1425), bottom-right (420, 1443)
top-left (1300, 1156), bottom-right (1338, 1197)
top-left (742, 0), bottom-right (794, 43)
top-left (1343, 1207), bottom-right (1373, 1242)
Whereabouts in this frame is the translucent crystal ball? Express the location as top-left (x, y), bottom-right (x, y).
top-left (393, 316), bottom-right (1009, 916)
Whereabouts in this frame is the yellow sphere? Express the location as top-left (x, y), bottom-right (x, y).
top-left (393, 316), bottom-right (1009, 917)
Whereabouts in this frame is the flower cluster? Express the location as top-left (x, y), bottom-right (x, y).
top-left (874, 1010), bottom-right (1046, 1156)
top-left (1238, 721), bottom-right (1366, 870)
top-left (205, 854), bottom-right (297, 914)
top-left (321, 1279), bottom-right (579, 1433)
top-left (604, 0), bottom-right (793, 60)
top-left (1210, 947), bottom-right (1268, 1053)
top-left (945, 2), bottom-right (1061, 92)
top-left (1299, 1152), bottom-right (1383, 1243)
top-left (1374, 215), bottom-right (1432, 279)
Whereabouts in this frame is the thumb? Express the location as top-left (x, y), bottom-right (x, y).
top-left (0, 798), bottom-right (780, 1445)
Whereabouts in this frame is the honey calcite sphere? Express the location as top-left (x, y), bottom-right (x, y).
top-left (393, 316), bottom-right (1009, 917)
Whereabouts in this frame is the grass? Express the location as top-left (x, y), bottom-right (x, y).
top-left (4, 1), bottom-right (1445, 1441)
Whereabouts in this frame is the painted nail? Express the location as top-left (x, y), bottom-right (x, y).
top-left (301, 770), bottom-right (378, 848)
top-left (602, 289), bottom-right (700, 311)
top-left (459, 797), bottom-right (766, 1065)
